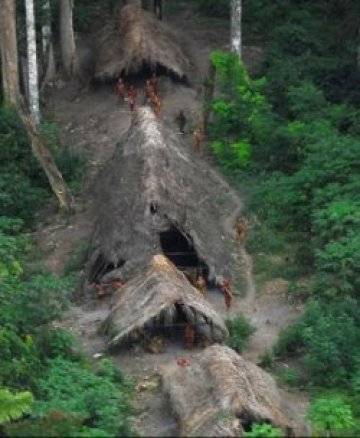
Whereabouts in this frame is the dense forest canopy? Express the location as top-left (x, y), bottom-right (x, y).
top-left (0, 0), bottom-right (359, 436)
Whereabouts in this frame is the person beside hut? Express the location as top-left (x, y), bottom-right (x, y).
top-left (149, 72), bottom-right (158, 94)
top-left (235, 217), bottom-right (248, 243)
top-left (116, 77), bottom-right (127, 103)
top-left (193, 121), bottom-right (205, 153)
top-left (175, 110), bottom-right (187, 134)
top-left (194, 275), bottom-right (207, 295)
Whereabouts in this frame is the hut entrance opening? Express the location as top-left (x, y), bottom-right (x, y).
top-left (121, 63), bottom-right (186, 87)
top-left (132, 301), bottom-right (213, 348)
top-left (88, 254), bottom-right (125, 284)
top-left (160, 226), bottom-right (209, 280)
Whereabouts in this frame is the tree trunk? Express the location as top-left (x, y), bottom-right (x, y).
top-left (21, 56), bottom-right (30, 105)
top-left (18, 109), bottom-right (74, 211)
top-left (41, 0), bottom-right (56, 87)
top-left (202, 61), bottom-right (216, 130)
top-left (59, 0), bottom-right (78, 78)
top-left (0, 0), bottom-right (21, 106)
top-left (230, 0), bottom-right (242, 58)
top-left (25, 0), bottom-right (40, 125)
top-left (154, 0), bottom-right (164, 20)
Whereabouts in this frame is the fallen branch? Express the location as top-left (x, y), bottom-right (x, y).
top-left (18, 109), bottom-right (75, 211)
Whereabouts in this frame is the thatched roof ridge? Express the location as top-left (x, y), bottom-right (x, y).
top-left (94, 5), bottom-right (192, 80)
top-left (86, 106), bottom-right (234, 284)
top-left (161, 345), bottom-right (291, 436)
top-left (102, 255), bottom-right (228, 348)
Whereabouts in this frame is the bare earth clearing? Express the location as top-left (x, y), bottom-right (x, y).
top-left (37, 4), bottom-right (309, 436)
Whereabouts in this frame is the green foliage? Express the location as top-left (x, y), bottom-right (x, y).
top-left (0, 107), bottom-right (48, 225)
top-left (307, 396), bottom-right (355, 435)
top-left (274, 299), bottom-right (360, 387)
top-left (196, 0), bottom-right (229, 18)
top-left (244, 423), bottom-right (283, 437)
top-left (226, 313), bottom-right (255, 353)
top-left (208, 51), bottom-right (274, 173)
top-left (0, 107), bottom-right (83, 225)
top-left (4, 411), bottom-right (88, 437)
top-left (0, 387), bottom-right (34, 424)
top-left (33, 358), bottom-right (134, 436)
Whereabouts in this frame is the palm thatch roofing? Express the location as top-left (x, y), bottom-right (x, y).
top-left (161, 345), bottom-right (291, 437)
top-left (94, 5), bottom-right (192, 81)
top-left (86, 106), bottom-right (234, 285)
top-left (101, 255), bottom-right (228, 348)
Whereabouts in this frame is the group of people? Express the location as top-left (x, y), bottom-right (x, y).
top-left (115, 72), bottom-right (161, 118)
top-left (116, 73), bottom-right (206, 152)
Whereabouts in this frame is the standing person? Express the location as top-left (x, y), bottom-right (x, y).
top-left (128, 95), bottom-right (136, 112)
top-left (193, 124), bottom-right (204, 152)
top-left (144, 79), bottom-right (154, 104)
top-left (116, 77), bottom-right (126, 103)
top-left (175, 110), bottom-right (187, 133)
top-left (127, 84), bottom-right (137, 100)
top-left (149, 72), bottom-right (158, 94)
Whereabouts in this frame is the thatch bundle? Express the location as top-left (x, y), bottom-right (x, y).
top-left (94, 5), bottom-right (192, 80)
top-left (101, 255), bottom-right (228, 348)
top-left (161, 345), bottom-right (291, 437)
top-left (86, 106), bottom-right (234, 285)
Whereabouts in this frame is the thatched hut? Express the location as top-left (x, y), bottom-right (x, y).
top-left (101, 255), bottom-right (228, 349)
top-left (161, 345), bottom-right (291, 437)
top-left (93, 4), bottom-right (192, 81)
top-left (86, 106), bottom-right (234, 286)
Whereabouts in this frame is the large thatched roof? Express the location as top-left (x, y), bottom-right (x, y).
top-left (86, 106), bottom-right (234, 285)
top-left (161, 345), bottom-right (291, 437)
top-left (101, 255), bottom-right (228, 348)
top-left (94, 5), bottom-right (192, 80)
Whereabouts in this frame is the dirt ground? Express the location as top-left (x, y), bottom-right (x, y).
top-left (38, 4), bottom-right (310, 437)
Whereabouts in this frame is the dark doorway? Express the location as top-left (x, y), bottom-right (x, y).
top-left (160, 226), bottom-right (209, 278)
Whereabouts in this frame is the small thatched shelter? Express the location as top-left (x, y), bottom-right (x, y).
top-left (94, 5), bottom-right (192, 81)
top-left (161, 345), bottom-right (291, 437)
top-left (101, 255), bottom-right (228, 348)
top-left (86, 106), bottom-right (234, 286)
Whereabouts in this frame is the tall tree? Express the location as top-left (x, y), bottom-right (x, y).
top-left (230, 0), bottom-right (242, 58)
top-left (140, 0), bottom-right (164, 19)
top-left (41, 0), bottom-right (56, 87)
top-left (25, 0), bottom-right (40, 124)
top-left (59, 0), bottom-right (78, 77)
top-left (0, 0), bottom-right (21, 105)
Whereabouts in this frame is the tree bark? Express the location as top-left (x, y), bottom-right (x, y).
top-left (41, 0), bottom-right (56, 87)
top-left (18, 109), bottom-right (75, 211)
top-left (25, 0), bottom-right (40, 125)
top-left (0, 0), bottom-right (21, 106)
top-left (59, 0), bottom-right (79, 78)
top-left (230, 0), bottom-right (242, 58)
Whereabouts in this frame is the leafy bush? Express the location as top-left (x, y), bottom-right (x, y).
top-left (33, 358), bottom-right (134, 436)
top-left (245, 423), bottom-right (283, 437)
top-left (226, 313), bottom-right (255, 353)
top-left (0, 107), bottom-right (47, 224)
top-left (274, 299), bottom-right (360, 387)
top-left (307, 396), bottom-right (355, 436)
top-left (0, 387), bottom-right (34, 424)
